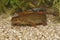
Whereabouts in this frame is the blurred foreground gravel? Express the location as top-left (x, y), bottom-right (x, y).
top-left (0, 15), bottom-right (60, 40)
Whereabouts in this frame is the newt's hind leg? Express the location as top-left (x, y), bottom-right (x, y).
top-left (41, 14), bottom-right (47, 26)
top-left (42, 21), bottom-right (47, 26)
top-left (28, 22), bottom-right (36, 27)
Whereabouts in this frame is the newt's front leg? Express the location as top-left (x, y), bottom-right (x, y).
top-left (28, 21), bottom-right (36, 27)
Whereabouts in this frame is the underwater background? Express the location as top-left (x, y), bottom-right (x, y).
top-left (0, 0), bottom-right (60, 40)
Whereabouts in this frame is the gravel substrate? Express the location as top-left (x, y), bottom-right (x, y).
top-left (0, 15), bottom-right (60, 40)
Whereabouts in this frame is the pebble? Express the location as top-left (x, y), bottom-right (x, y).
top-left (0, 15), bottom-right (60, 40)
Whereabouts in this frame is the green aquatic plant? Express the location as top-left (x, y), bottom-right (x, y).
top-left (0, 0), bottom-right (59, 15)
top-left (51, 0), bottom-right (60, 22)
top-left (0, 0), bottom-right (7, 13)
top-left (0, 0), bottom-right (41, 15)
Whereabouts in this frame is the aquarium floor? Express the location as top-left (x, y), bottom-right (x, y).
top-left (0, 15), bottom-right (60, 40)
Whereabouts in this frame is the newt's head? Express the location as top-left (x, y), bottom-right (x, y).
top-left (11, 16), bottom-right (20, 25)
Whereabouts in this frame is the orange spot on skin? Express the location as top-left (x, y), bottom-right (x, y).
top-left (37, 12), bottom-right (43, 14)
